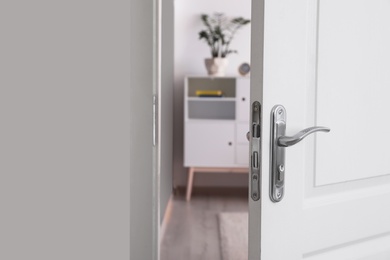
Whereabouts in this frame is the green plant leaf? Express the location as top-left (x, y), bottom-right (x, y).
top-left (198, 13), bottom-right (250, 58)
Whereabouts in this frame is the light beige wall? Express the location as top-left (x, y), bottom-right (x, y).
top-left (173, 0), bottom-right (252, 188)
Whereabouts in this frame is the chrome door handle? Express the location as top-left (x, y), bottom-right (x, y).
top-left (270, 105), bottom-right (330, 202)
top-left (278, 126), bottom-right (330, 147)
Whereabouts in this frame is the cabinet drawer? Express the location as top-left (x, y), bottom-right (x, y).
top-left (236, 123), bottom-right (249, 144)
top-left (188, 100), bottom-right (235, 120)
top-left (236, 144), bottom-right (249, 166)
top-left (184, 121), bottom-right (235, 167)
top-left (236, 78), bottom-right (250, 122)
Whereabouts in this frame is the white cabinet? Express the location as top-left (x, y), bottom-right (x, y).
top-left (236, 79), bottom-right (251, 123)
top-left (235, 123), bottom-right (250, 165)
top-left (184, 76), bottom-right (250, 200)
top-left (185, 121), bottom-right (235, 167)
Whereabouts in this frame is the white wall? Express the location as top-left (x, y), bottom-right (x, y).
top-left (173, 0), bottom-right (252, 188)
top-left (175, 0), bottom-right (252, 77)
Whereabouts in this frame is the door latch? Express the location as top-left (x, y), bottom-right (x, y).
top-left (250, 101), bottom-right (261, 201)
top-left (270, 105), bottom-right (330, 202)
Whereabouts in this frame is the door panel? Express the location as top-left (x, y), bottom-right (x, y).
top-left (249, 0), bottom-right (390, 259)
top-left (184, 121), bottom-right (235, 167)
top-left (236, 123), bottom-right (250, 144)
top-left (236, 144), bottom-right (249, 165)
top-left (303, 191), bottom-right (390, 253)
top-left (303, 234), bottom-right (390, 260)
top-left (236, 78), bottom-right (251, 122)
top-left (314, 0), bottom-right (390, 185)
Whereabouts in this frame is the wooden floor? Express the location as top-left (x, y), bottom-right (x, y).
top-left (160, 189), bottom-right (248, 260)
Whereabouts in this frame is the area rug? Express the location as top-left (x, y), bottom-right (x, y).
top-left (218, 212), bottom-right (248, 260)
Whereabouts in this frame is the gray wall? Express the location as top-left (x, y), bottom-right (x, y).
top-left (160, 0), bottom-right (174, 223)
top-left (1, 0), bottom-right (133, 259)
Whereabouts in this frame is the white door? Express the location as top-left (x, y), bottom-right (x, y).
top-left (249, 0), bottom-right (390, 259)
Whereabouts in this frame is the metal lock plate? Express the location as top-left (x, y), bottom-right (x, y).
top-left (270, 105), bottom-right (330, 202)
top-left (270, 105), bottom-right (286, 202)
top-left (250, 101), bottom-right (261, 201)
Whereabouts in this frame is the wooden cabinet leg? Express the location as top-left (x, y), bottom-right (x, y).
top-left (186, 167), bottom-right (195, 201)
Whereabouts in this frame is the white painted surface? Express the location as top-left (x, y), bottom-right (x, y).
top-left (185, 121), bottom-right (236, 167)
top-left (173, 0), bottom-right (252, 188)
top-left (315, 0), bottom-right (390, 185)
top-left (236, 144), bottom-right (249, 165)
top-left (236, 78), bottom-right (251, 122)
top-left (249, 0), bottom-right (390, 259)
top-left (184, 77), bottom-right (250, 168)
top-left (236, 123), bottom-right (250, 144)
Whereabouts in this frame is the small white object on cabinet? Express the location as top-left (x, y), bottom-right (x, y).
top-left (184, 76), bottom-right (250, 201)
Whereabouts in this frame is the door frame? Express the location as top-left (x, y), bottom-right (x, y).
top-left (148, 0), bottom-right (261, 259)
top-left (130, 0), bottom-right (161, 259)
top-left (247, 0), bottom-right (264, 259)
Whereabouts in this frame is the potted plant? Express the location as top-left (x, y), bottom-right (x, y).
top-left (199, 13), bottom-right (250, 76)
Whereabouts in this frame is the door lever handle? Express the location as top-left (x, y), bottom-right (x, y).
top-left (270, 105), bottom-right (330, 202)
top-left (278, 126), bottom-right (330, 147)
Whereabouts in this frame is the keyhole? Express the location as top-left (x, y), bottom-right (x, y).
top-left (228, 142), bottom-right (232, 146)
top-left (242, 97), bottom-right (246, 101)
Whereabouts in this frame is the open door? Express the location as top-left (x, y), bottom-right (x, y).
top-left (249, 0), bottom-right (390, 259)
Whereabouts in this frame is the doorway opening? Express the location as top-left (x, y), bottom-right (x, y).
top-left (159, 1), bottom-right (252, 259)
